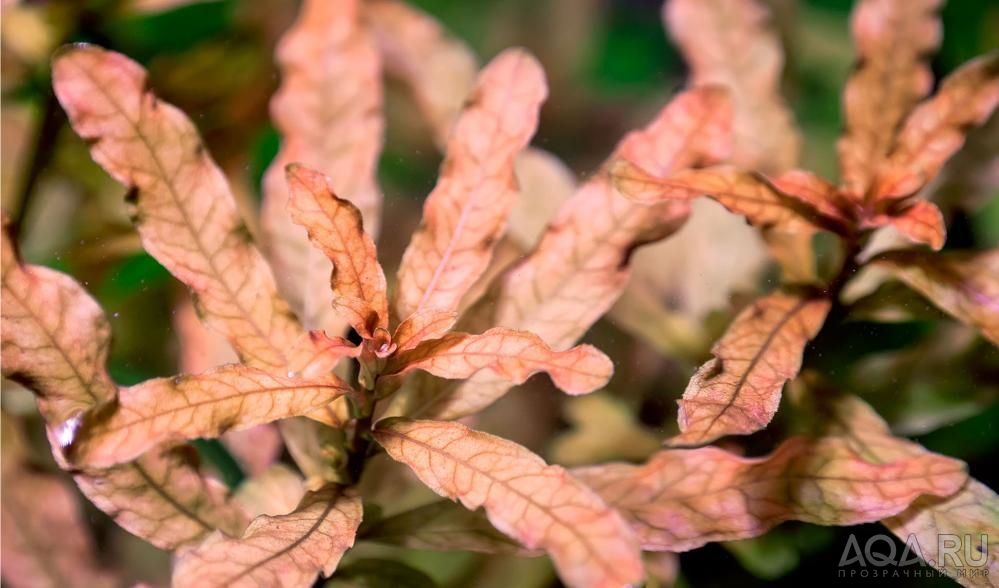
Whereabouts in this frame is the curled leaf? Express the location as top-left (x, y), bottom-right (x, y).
top-left (866, 200), bottom-right (946, 250)
top-left (373, 418), bottom-right (643, 588)
top-left (286, 164), bottom-right (388, 338)
top-left (173, 484), bottom-right (362, 588)
top-left (664, 0), bottom-right (800, 172)
top-left (871, 249), bottom-right (999, 346)
top-left (837, 0), bottom-right (942, 200)
top-left (67, 366), bottom-right (351, 468)
top-left (576, 435), bottom-right (966, 552)
top-left (873, 52), bottom-right (999, 201)
top-left (395, 48), bottom-right (547, 319)
top-left (262, 0), bottom-right (383, 331)
top-left (52, 44), bottom-right (304, 370)
top-left (392, 308), bottom-right (458, 353)
top-left (671, 290), bottom-right (831, 446)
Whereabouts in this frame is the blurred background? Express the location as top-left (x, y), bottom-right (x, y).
top-left (2, 0), bottom-right (998, 586)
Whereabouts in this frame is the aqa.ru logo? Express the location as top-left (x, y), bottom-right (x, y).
top-left (837, 533), bottom-right (992, 580)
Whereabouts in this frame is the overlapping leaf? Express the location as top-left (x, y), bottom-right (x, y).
top-left (872, 249), bottom-right (999, 346)
top-left (373, 418), bottom-right (643, 588)
top-left (395, 48), bottom-right (547, 319)
top-left (262, 0), bottom-right (383, 331)
top-left (837, 0), bottom-right (942, 200)
top-left (286, 164), bottom-right (388, 337)
top-left (671, 290), bottom-right (831, 446)
top-left (576, 434), bottom-right (966, 552)
top-left (173, 484), bottom-right (362, 588)
top-left (664, 0), bottom-right (800, 173)
top-left (52, 45), bottom-right (304, 370)
top-left (66, 366), bottom-right (351, 468)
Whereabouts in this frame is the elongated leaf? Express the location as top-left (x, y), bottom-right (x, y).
top-left (1, 224), bottom-right (115, 426)
top-left (1, 226), bottom-right (247, 550)
top-left (365, 0), bottom-right (477, 145)
top-left (373, 418), bottom-right (643, 588)
top-left (873, 52), bottom-right (999, 201)
top-left (173, 484), bottom-right (362, 588)
top-left (872, 249), bottom-right (999, 346)
top-left (360, 500), bottom-right (534, 555)
top-left (385, 328), bottom-right (611, 396)
top-left (75, 447), bottom-right (247, 550)
top-left (818, 396), bottom-right (996, 585)
top-left (576, 435), bottom-right (966, 552)
top-left (664, 0), bottom-right (800, 172)
top-left (66, 366), bottom-right (351, 468)
top-left (286, 164), bottom-right (388, 338)
top-left (671, 291), bottom-right (831, 446)
top-left (399, 88), bottom-right (731, 420)
top-left (52, 45), bottom-right (304, 370)
top-left (262, 0), bottom-right (383, 332)
top-left (395, 49), bottom-right (546, 319)
top-left (837, 0), bottom-right (942, 200)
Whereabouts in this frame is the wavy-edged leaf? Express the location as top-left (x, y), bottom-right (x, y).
top-left (873, 52), bottom-right (999, 201)
top-left (1, 224), bottom-right (115, 426)
top-left (399, 89), bottom-right (731, 421)
top-left (173, 484), bottom-right (361, 588)
top-left (871, 249), bottom-right (999, 346)
top-left (66, 366), bottom-right (351, 468)
top-left (75, 447), bottom-right (247, 550)
top-left (383, 328), bottom-right (612, 396)
top-left (576, 435), bottom-right (966, 552)
top-left (286, 164), bottom-right (387, 338)
top-left (819, 396), bottom-right (995, 585)
top-left (289, 331), bottom-right (361, 380)
top-left (671, 290), bottom-right (831, 446)
top-left (262, 0), bottom-right (383, 332)
top-left (52, 44), bottom-right (303, 370)
top-left (884, 479), bottom-right (999, 586)
top-left (837, 0), bottom-right (942, 200)
top-left (360, 499), bottom-right (535, 555)
top-left (395, 49), bottom-right (547, 319)
top-left (664, 0), bottom-right (800, 172)
top-left (1, 225), bottom-right (247, 550)
top-left (373, 418), bottom-right (643, 588)
top-left (365, 0), bottom-right (477, 145)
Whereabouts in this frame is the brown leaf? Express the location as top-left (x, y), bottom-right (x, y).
top-left (1, 224), bottom-right (116, 426)
top-left (384, 328), bottom-right (612, 396)
top-left (871, 249), bottom-right (999, 346)
top-left (262, 0), bottom-right (383, 332)
top-left (872, 52), bottom-right (999, 201)
top-left (52, 45), bottom-right (304, 370)
top-left (865, 200), bottom-right (946, 250)
top-left (286, 164), bottom-right (388, 338)
top-left (398, 88), bottom-right (731, 420)
top-left (289, 331), bottom-right (361, 380)
top-left (173, 484), bottom-right (362, 588)
top-left (576, 435), bottom-right (966, 552)
top-left (365, 0), bottom-right (477, 145)
top-left (837, 0), bottom-right (942, 200)
top-left (373, 418), bottom-right (643, 588)
top-left (74, 447), bottom-right (247, 550)
top-left (66, 366), bottom-right (351, 468)
top-left (664, 0), bottom-right (800, 172)
top-left (671, 291), bottom-right (831, 446)
top-left (360, 499), bottom-right (536, 556)
top-left (395, 48), bottom-right (547, 319)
